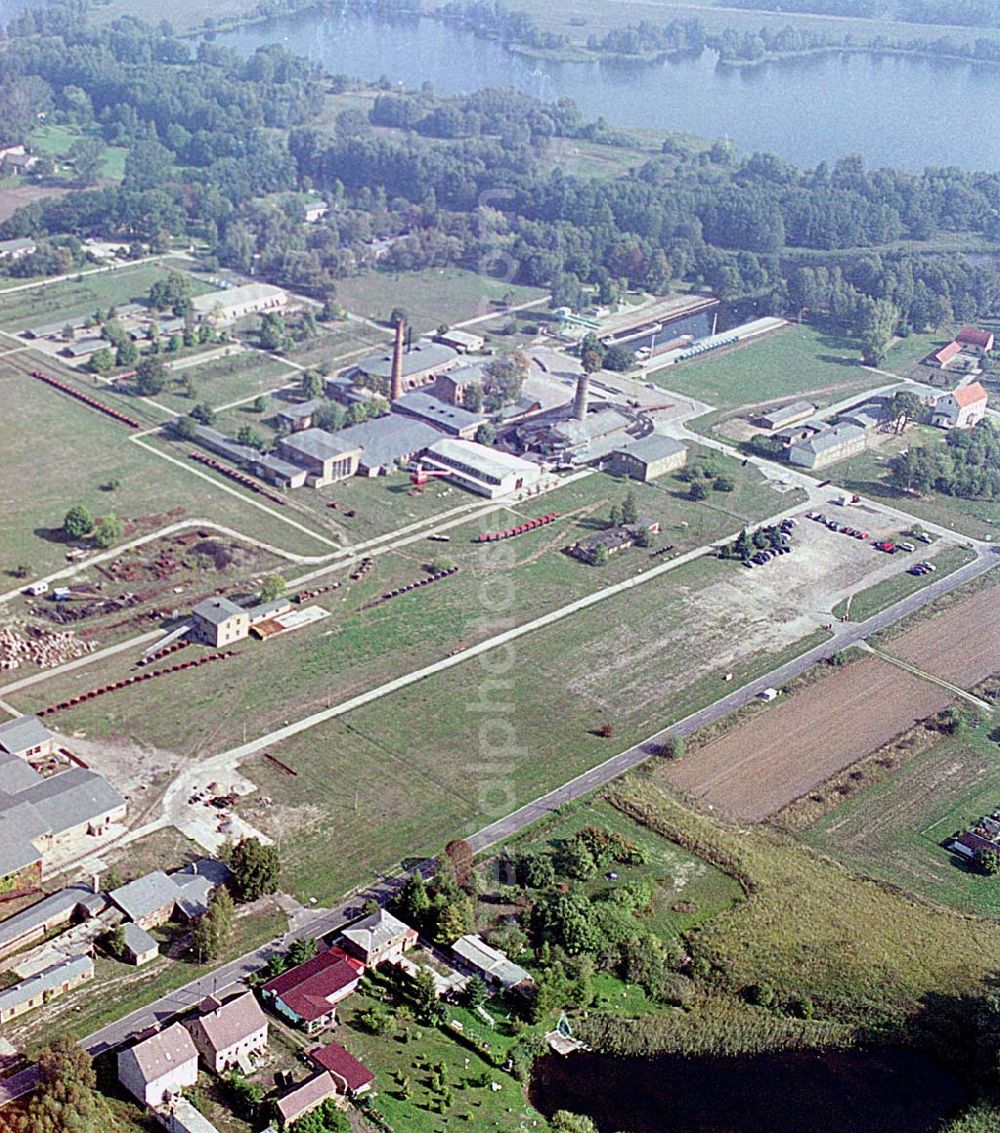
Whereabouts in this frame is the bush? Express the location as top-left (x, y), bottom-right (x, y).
top-left (745, 982), bottom-right (775, 1008)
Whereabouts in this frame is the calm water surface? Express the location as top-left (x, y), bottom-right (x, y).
top-left (216, 10), bottom-right (1000, 171)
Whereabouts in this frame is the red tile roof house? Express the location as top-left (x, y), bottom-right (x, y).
top-left (956, 327), bottom-right (995, 353)
top-left (261, 946), bottom-right (364, 1034)
top-left (307, 1042), bottom-right (375, 1098)
top-left (932, 381), bottom-right (989, 430)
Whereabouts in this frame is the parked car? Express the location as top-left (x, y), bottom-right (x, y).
top-left (915, 533), bottom-right (932, 544)
top-left (898, 542), bottom-right (915, 552)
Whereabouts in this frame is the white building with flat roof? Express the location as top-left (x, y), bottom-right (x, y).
top-left (421, 438), bottom-right (542, 498)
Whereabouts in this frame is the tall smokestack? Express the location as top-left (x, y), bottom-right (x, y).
top-left (573, 373), bottom-right (590, 421)
top-left (390, 320), bottom-right (405, 402)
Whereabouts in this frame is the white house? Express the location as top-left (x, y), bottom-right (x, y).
top-left (341, 909), bottom-right (417, 967)
top-left (185, 992), bottom-right (269, 1074)
top-left (932, 382), bottom-right (989, 430)
top-left (118, 1023), bottom-right (199, 1107)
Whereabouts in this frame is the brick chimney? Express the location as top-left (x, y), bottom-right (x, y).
top-left (572, 373), bottom-right (590, 421)
top-left (390, 319), bottom-right (405, 402)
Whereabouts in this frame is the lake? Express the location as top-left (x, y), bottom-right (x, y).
top-left (530, 1047), bottom-right (966, 1133)
top-left (215, 10), bottom-right (1000, 172)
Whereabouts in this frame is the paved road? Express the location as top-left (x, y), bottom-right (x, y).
top-left (76, 545), bottom-right (998, 1060)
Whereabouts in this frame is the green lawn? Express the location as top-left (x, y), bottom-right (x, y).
top-left (0, 260), bottom-right (208, 332)
top-left (31, 123), bottom-right (128, 181)
top-left (831, 544), bottom-right (976, 622)
top-left (331, 267), bottom-right (546, 332)
top-left (882, 332), bottom-right (947, 376)
top-left (155, 350), bottom-right (300, 415)
top-left (0, 361), bottom-right (332, 578)
top-left (801, 725), bottom-right (1000, 918)
top-left (647, 323), bottom-right (889, 411)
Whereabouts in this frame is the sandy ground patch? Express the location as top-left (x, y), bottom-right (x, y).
top-left (0, 185), bottom-right (69, 224)
top-left (567, 516), bottom-right (911, 715)
top-left (61, 731), bottom-right (182, 796)
top-left (890, 582), bottom-right (1000, 688)
top-left (663, 657), bottom-right (952, 821)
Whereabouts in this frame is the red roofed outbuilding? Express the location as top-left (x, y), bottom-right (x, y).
top-left (956, 327), bottom-right (995, 353)
top-left (307, 1041), bottom-right (375, 1097)
top-left (926, 341), bottom-right (961, 369)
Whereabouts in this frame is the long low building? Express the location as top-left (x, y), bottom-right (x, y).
top-left (191, 283), bottom-right (288, 325)
top-left (391, 390), bottom-right (487, 439)
top-left (758, 400), bottom-right (816, 432)
top-left (0, 955), bottom-right (94, 1023)
top-left (0, 883), bottom-right (104, 960)
top-left (421, 438), bottom-right (543, 498)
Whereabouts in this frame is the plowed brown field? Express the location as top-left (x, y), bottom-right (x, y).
top-left (663, 658), bottom-right (951, 820)
top-left (890, 582), bottom-right (1000, 687)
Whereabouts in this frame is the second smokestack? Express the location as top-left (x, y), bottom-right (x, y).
top-left (390, 319), bottom-right (405, 402)
top-left (573, 373), bottom-right (590, 421)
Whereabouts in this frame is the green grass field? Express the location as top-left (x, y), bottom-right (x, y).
top-left (30, 123), bottom-right (128, 181)
top-left (12, 459), bottom-right (794, 753)
top-left (0, 361), bottom-right (334, 577)
top-left (0, 260), bottom-right (208, 332)
top-left (612, 776), bottom-right (1000, 1025)
top-left (832, 544), bottom-right (976, 622)
top-left (801, 725), bottom-right (1000, 918)
top-left (648, 323), bottom-right (889, 411)
top-left (154, 350), bottom-right (300, 415)
top-left (331, 267), bottom-right (546, 332)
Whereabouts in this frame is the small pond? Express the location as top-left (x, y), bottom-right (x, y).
top-left (530, 1047), bottom-right (966, 1133)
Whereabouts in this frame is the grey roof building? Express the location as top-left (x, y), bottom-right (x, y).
top-left (391, 391), bottom-right (487, 438)
top-left (348, 340), bottom-right (457, 383)
top-left (279, 427), bottom-right (359, 465)
top-left (758, 400), bottom-right (816, 431)
top-left (788, 423), bottom-right (867, 470)
top-left (336, 416), bottom-right (441, 475)
top-left (121, 921), bottom-right (159, 963)
top-left (192, 596), bottom-right (247, 626)
top-left (109, 871), bottom-right (180, 926)
top-left (0, 884), bottom-right (98, 958)
top-left (191, 426), bottom-right (258, 467)
top-left (26, 767), bottom-right (126, 834)
top-left (0, 714), bottom-right (55, 758)
top-left (0, 748), bottom-right (45, 794)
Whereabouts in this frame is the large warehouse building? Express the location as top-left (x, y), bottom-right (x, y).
top-left (421, 439), bottom-right (542, 498)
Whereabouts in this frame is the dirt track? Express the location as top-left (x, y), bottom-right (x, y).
top-left (890, 582), bottom-right (1000, 687)
top-left (663, 657), bottom-right (951, 821)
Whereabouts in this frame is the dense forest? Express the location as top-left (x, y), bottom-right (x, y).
top-left (3, 6), bottom-right (1000, 359)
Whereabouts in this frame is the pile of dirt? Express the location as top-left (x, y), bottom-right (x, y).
top-left (192, 540), bottom-right (258, 571)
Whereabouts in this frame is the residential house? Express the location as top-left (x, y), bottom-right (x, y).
top-left (340, 909), bottom-right (417, 967)
top-left (190, 597), bottom-right (250, 647)
top-left (307, 1043), bottom-right (374, 1098)
top-left (0, 955), bottom-right (94, 1024)
top-left (956, 327), bottom-right (995, 354)
top-left (261, 946), bottom-right (365, 1034)
top-left (932, 382), bottom-right (989, 429)
top-left (185, 992), bottom-right (268, 1073)
top-left (121, 921), bottom-right (159, 966)
top-left (606, 435), bottom-right (687, 482)
top-left (451, 934), bottom-right (534, 992)
top-left (275, 1071), bottom-right (340, 1125)
top-left (118, 1024), bottom-right (199, 1107)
